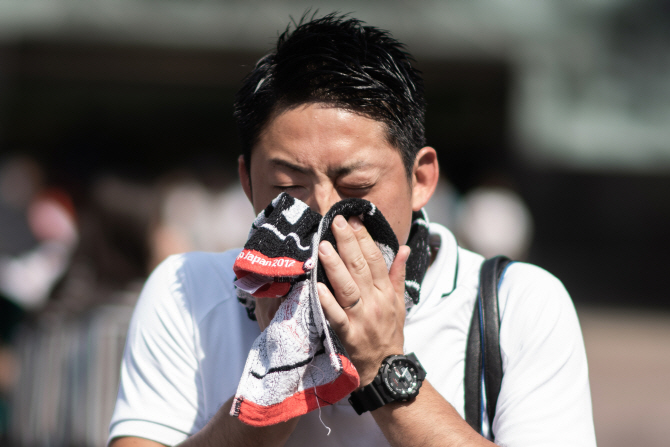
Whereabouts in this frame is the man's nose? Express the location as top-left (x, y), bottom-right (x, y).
top-left (307, 184), bottom-right (342, 216)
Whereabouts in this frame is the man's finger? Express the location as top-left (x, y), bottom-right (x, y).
top-left (318, 239), bottom-right (362, 308)
top-left (330, 215), bottom-right (371, 280)
top-left (317, 282), bottom-right (350, 334)
top-left (347, 216), bottom-right (394, 285)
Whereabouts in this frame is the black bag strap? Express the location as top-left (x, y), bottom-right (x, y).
top-left (465, 255), bottom-right (512, 437)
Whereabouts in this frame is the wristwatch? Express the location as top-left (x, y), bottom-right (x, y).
top-left (348, 352), bottom-right (426, 415)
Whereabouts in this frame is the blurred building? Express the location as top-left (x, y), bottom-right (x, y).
top-left (1, 0), bottom-right (668, 308)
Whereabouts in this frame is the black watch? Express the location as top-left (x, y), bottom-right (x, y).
top-left (348, 352), bottom-right (426, 415)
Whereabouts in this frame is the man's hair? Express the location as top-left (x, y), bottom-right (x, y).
top-left (234, 12), bottom-right (426, 179)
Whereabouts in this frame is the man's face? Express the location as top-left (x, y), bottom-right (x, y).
top-left (239, 103), bottom-right (428, 245)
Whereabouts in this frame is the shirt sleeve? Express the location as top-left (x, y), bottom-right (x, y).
top-left (493, 262), bottom-right (597, 447)
top-left (108, 254), bottom-right (200, 446)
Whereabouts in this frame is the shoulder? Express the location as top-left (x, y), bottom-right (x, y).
top-left (499, 262), bottom-right (575, 324)
top-left (501, 261), bottom-right (567, 296)
top-left (498, 261), bottom-right (583, 357)
top-left (134, 249), bottom-right (242, 327)
top-left (168, 249), bottom-right (241, 286)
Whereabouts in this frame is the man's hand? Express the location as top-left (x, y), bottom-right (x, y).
top-left (317, 215), bottom-right (410, 386)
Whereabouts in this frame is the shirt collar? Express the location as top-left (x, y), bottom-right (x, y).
top-left (407, 222), bottom-right (460, 318)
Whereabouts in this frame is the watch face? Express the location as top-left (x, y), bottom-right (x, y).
top-left (381, 357), bottom-right (421, 399)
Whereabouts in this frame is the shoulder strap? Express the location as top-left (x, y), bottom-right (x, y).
top-left (464, 255), bottom-right (512, 436)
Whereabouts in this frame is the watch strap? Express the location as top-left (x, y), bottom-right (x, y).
top-left (348, 377), bottom-right (392, 415)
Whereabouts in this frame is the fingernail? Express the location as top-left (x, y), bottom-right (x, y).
top-left (349, 216), bottom-right (363, 230)
top-left (334, 215), bottom-right (347, 229)
top-left (319, 241), bottom-right (333, 256)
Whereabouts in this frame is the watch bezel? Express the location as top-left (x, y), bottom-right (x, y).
top-left (379, 354), bottom-right (423, 400)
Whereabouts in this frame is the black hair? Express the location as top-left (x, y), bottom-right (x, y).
top-left (234, 12), bottom-right (426, 179)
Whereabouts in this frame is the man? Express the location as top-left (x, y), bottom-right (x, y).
top-left (109, 13), bottom-right (596, 447)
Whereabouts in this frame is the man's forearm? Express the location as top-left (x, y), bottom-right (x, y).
top-left (371, 380), bottom-right (495, 447)
top-left (178, 396), bottom-right (299, 447)
top-left (110, 396), bottom-right (299, 447)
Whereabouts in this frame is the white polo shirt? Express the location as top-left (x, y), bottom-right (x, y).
top-left (109, 223), bottom-right (596, 446)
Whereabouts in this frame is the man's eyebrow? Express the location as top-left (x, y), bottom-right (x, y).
top-left (269, 159), bottom-right (373, 177)
top-left (328, 161), bottom-right (372, 178)
top-left (269, 159), bottom-right (312, 175)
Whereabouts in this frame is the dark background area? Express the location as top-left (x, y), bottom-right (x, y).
top-left (1, 40), bottom-right (668, 311)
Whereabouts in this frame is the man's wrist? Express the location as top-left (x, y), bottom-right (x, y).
top-left (349, 353), bottom-right (426, 415)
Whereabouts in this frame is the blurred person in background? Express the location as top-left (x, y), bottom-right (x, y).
top-left (6, 163), bottom-right (256, 447)
top-left (109, 13), bottom-right (595, 447)
top-left (454, 173), bottom-right (534, 261)
top-left (0, 154), bottom-right (79, 439)
top-left (0, 155), bottom-right (78, 313)
top-left (43, 175), bottom-right (154, 313)
top-left (7, 173), bottom-right (155, 447)
top-left (425, 174), bottom-right (533, 262)
top-left (149, 170), bottom-right (256, 270)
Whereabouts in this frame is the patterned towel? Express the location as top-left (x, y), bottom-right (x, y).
top-left (231, 193), bottom-right (430, 426)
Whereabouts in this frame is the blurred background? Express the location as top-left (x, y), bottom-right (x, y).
top-left (0, 1), bottom-right (668, 446)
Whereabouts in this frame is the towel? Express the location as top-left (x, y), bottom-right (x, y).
top-left (231, 193), bottom-right (430, 426)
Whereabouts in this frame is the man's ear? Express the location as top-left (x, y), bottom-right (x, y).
top-left (238, 155), bottom-right (253, 204)
top-left (411, 146), bottom-right (440, 211)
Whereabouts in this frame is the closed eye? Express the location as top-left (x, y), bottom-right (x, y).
top-left (337, 185), bottom-right (374, 198)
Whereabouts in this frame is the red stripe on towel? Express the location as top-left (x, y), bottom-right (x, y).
top-left (235, 355), bottom-right (359, 427)
top-left (234, 249), bottom-right (306, 278)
